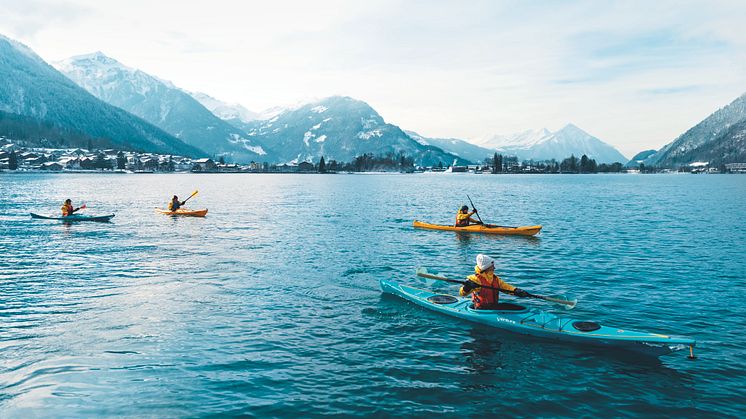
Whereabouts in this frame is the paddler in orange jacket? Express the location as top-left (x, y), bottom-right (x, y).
top-left (455, 205), bottom-right (481, 227)
top-left (61, 199), bottom-right (82, 216)
top-left (460, 254), bottom-right (529, 309)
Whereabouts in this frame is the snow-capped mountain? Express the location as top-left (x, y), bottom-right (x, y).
top-left (56, 52), bottom-right (267, 162)
top-left (189, 91), bottom-right (259, 124)
top-left (478, 124), bottom-right (627, 163)
top-left (0, 34), bottom-right (201, 156)
top-left (241, 96), bottom-right (467, 166)
top-left (405, 131), bottom-right (495, 164)
top-left (642, 92), bottom-right (746, 167)
top-left (477, 128), bottom-right (553, 151)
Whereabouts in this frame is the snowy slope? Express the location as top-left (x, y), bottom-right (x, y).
top-left (479, 124), bottom-right (627, 163)
top-left (0, 35), bottom-right (201, 156)
top-left (241, 96), bottom-right (467, 166)
top-left (56, 52), bottom-right (267, 162)
top-left (405, 131), bottom-right (495, 164)
top-left (643, 92), bottom-right (746, 167)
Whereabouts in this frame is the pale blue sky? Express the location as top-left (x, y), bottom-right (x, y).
top-left (1, 0), bottom-right (745, 156)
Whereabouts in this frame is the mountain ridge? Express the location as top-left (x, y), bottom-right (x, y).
top-left (0, 35), bottom-right (202, 156)
top-left (55, 52), bottom-right (267, 162)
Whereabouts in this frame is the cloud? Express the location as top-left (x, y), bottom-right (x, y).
top-left (1, 0), bottom-right (745, 156)
top-left (0, 0), bottom-right (90, 38)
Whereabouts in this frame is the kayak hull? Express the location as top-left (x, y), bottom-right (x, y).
top-left (380, 279), bottom-right (695, 357)
top-left (30, 213), bottom-right (115, 222)
top-left (156, 208), bottom-right (208, 217)
top-left (413, 220), bottom-right (542, 236)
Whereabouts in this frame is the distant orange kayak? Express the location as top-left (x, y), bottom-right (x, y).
top-left (156, 208), bottom-right (208, 217)
top-left (413, 220), bottom-right (541, 236)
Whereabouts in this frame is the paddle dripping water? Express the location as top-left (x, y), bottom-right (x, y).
top-left (0, 173), bottom-right (744, 416)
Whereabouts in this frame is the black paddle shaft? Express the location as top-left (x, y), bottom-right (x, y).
top-left (424, 274), bottom-right (515, 295)
top-left (466, 194), bottom-right (485, 225)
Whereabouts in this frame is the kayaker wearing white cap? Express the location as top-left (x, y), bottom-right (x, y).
top-left (460, 254), bottom-right (529, 309)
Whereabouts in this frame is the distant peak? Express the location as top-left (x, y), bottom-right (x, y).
top-left (68, 51), bottom-right (118, 64)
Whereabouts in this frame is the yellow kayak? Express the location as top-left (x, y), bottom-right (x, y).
top-left (156, 208), bottom-right (208, 217)
top-left (413, 220), bottom-right (541, 236)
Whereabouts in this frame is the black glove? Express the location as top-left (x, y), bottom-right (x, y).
top-left (473, 208), bottom-right (478, 213)
top-left (462, 280), bottom-right (478, 294)
top-left (513, 288), bottom-right (529, 298)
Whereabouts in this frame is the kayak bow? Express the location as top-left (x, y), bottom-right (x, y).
top-left (413, 220), bottom-right (542, 236)
top-left (380, 279), bottom-right (695, 358)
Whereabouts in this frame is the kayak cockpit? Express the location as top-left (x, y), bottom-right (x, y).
top-left (466, 303), bottom-right (529, 313)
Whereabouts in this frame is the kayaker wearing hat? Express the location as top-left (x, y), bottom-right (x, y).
top-left (455, 205), bottom-right (481, 227)
top-left (61, 199), bottom-right (82, 216)
top-left (168, 195), bottom-right (185, 211)
top-left (460, 254), bottom-right (529, 309)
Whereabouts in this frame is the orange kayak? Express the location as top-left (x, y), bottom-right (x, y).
top-left (156, 208), bottom-right (208, 217)
top-left (413, 220), bottom-right (541, 236)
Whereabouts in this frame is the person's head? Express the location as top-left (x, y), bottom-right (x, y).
top-left (476, 254), bottom-right (495, 273)
top-left (64, 199), bottom-right (72, 205)
top-left (460, 205), bottom-right (469, 213)
top-left (172, 195), bottom-right (178, 201)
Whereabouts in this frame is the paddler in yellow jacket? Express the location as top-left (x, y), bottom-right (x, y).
top-left (460, 254), bottom-right (529, 309)
top-left (455, 205), bottom-right (481, 227)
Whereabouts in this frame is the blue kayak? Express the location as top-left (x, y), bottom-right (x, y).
top-left (30, 213), bottom-right (115, 222)
top-left (380, 279), bottom-right (695, 358)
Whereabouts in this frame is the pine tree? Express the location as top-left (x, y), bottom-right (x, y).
top-left (318, 156), bottom-right (326, 173)
top-left (8, 151), bottom-right (18, 170)
top-left (116, 151), bottom-right (126, 170)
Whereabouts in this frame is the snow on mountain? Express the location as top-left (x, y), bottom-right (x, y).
top-left (479, 124), bottom-right (627, 163)
top-left (405, 131), bottom-right (495, 163)
top-left (55, 52), bottom-right (267, 162)
top-left (189, 91), bottom-right (259, 123)
top-left (0, 36), bottom-right (201, 156)
top-left (476, 128), bottom-right (552, 150)
top-left (643, 92), bottom-right (746, 167)
top-left (241, 96), bottom-right (467, 166)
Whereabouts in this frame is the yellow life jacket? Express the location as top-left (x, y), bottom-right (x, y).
top-left (455, 211), bottom-right (470, 226)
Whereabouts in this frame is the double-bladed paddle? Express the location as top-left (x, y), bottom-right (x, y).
top-left (416, 267), bottom-right (577, 309)
top-left (466, 195), bottom-right (518, 229)
top-left (182, 190), bottom-right (198, 205)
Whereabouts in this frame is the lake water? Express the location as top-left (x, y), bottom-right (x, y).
top-left (1, 173), bottom-right (744, 417)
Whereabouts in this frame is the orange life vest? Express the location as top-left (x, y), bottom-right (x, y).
top-left (61, 203), bottom-right (74, 216)
top-left (469, 271), bottom-right (501, 309)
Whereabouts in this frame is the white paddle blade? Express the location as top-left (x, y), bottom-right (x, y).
top-left (415, 267), bottom-right (437, 286)
top-left (549, 294), bottom-right (577, 310)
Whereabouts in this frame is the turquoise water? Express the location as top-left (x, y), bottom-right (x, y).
top-left (1, 173), bottom-right (744, 417)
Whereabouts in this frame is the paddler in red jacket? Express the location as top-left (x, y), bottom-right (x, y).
top-left (460, 254), bottom-right (529, 309)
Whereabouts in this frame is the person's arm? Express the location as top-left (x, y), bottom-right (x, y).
top-left (497, 276), bottom-right (529, 297)
top-left (459, 276), bottom-right (480, 296)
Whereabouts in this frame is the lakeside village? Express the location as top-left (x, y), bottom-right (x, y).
top-left (1, 140), bottom-right (745, 175)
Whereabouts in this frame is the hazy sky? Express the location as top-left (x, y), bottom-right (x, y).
top-left (2, 0), bottom-right (745, 157)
